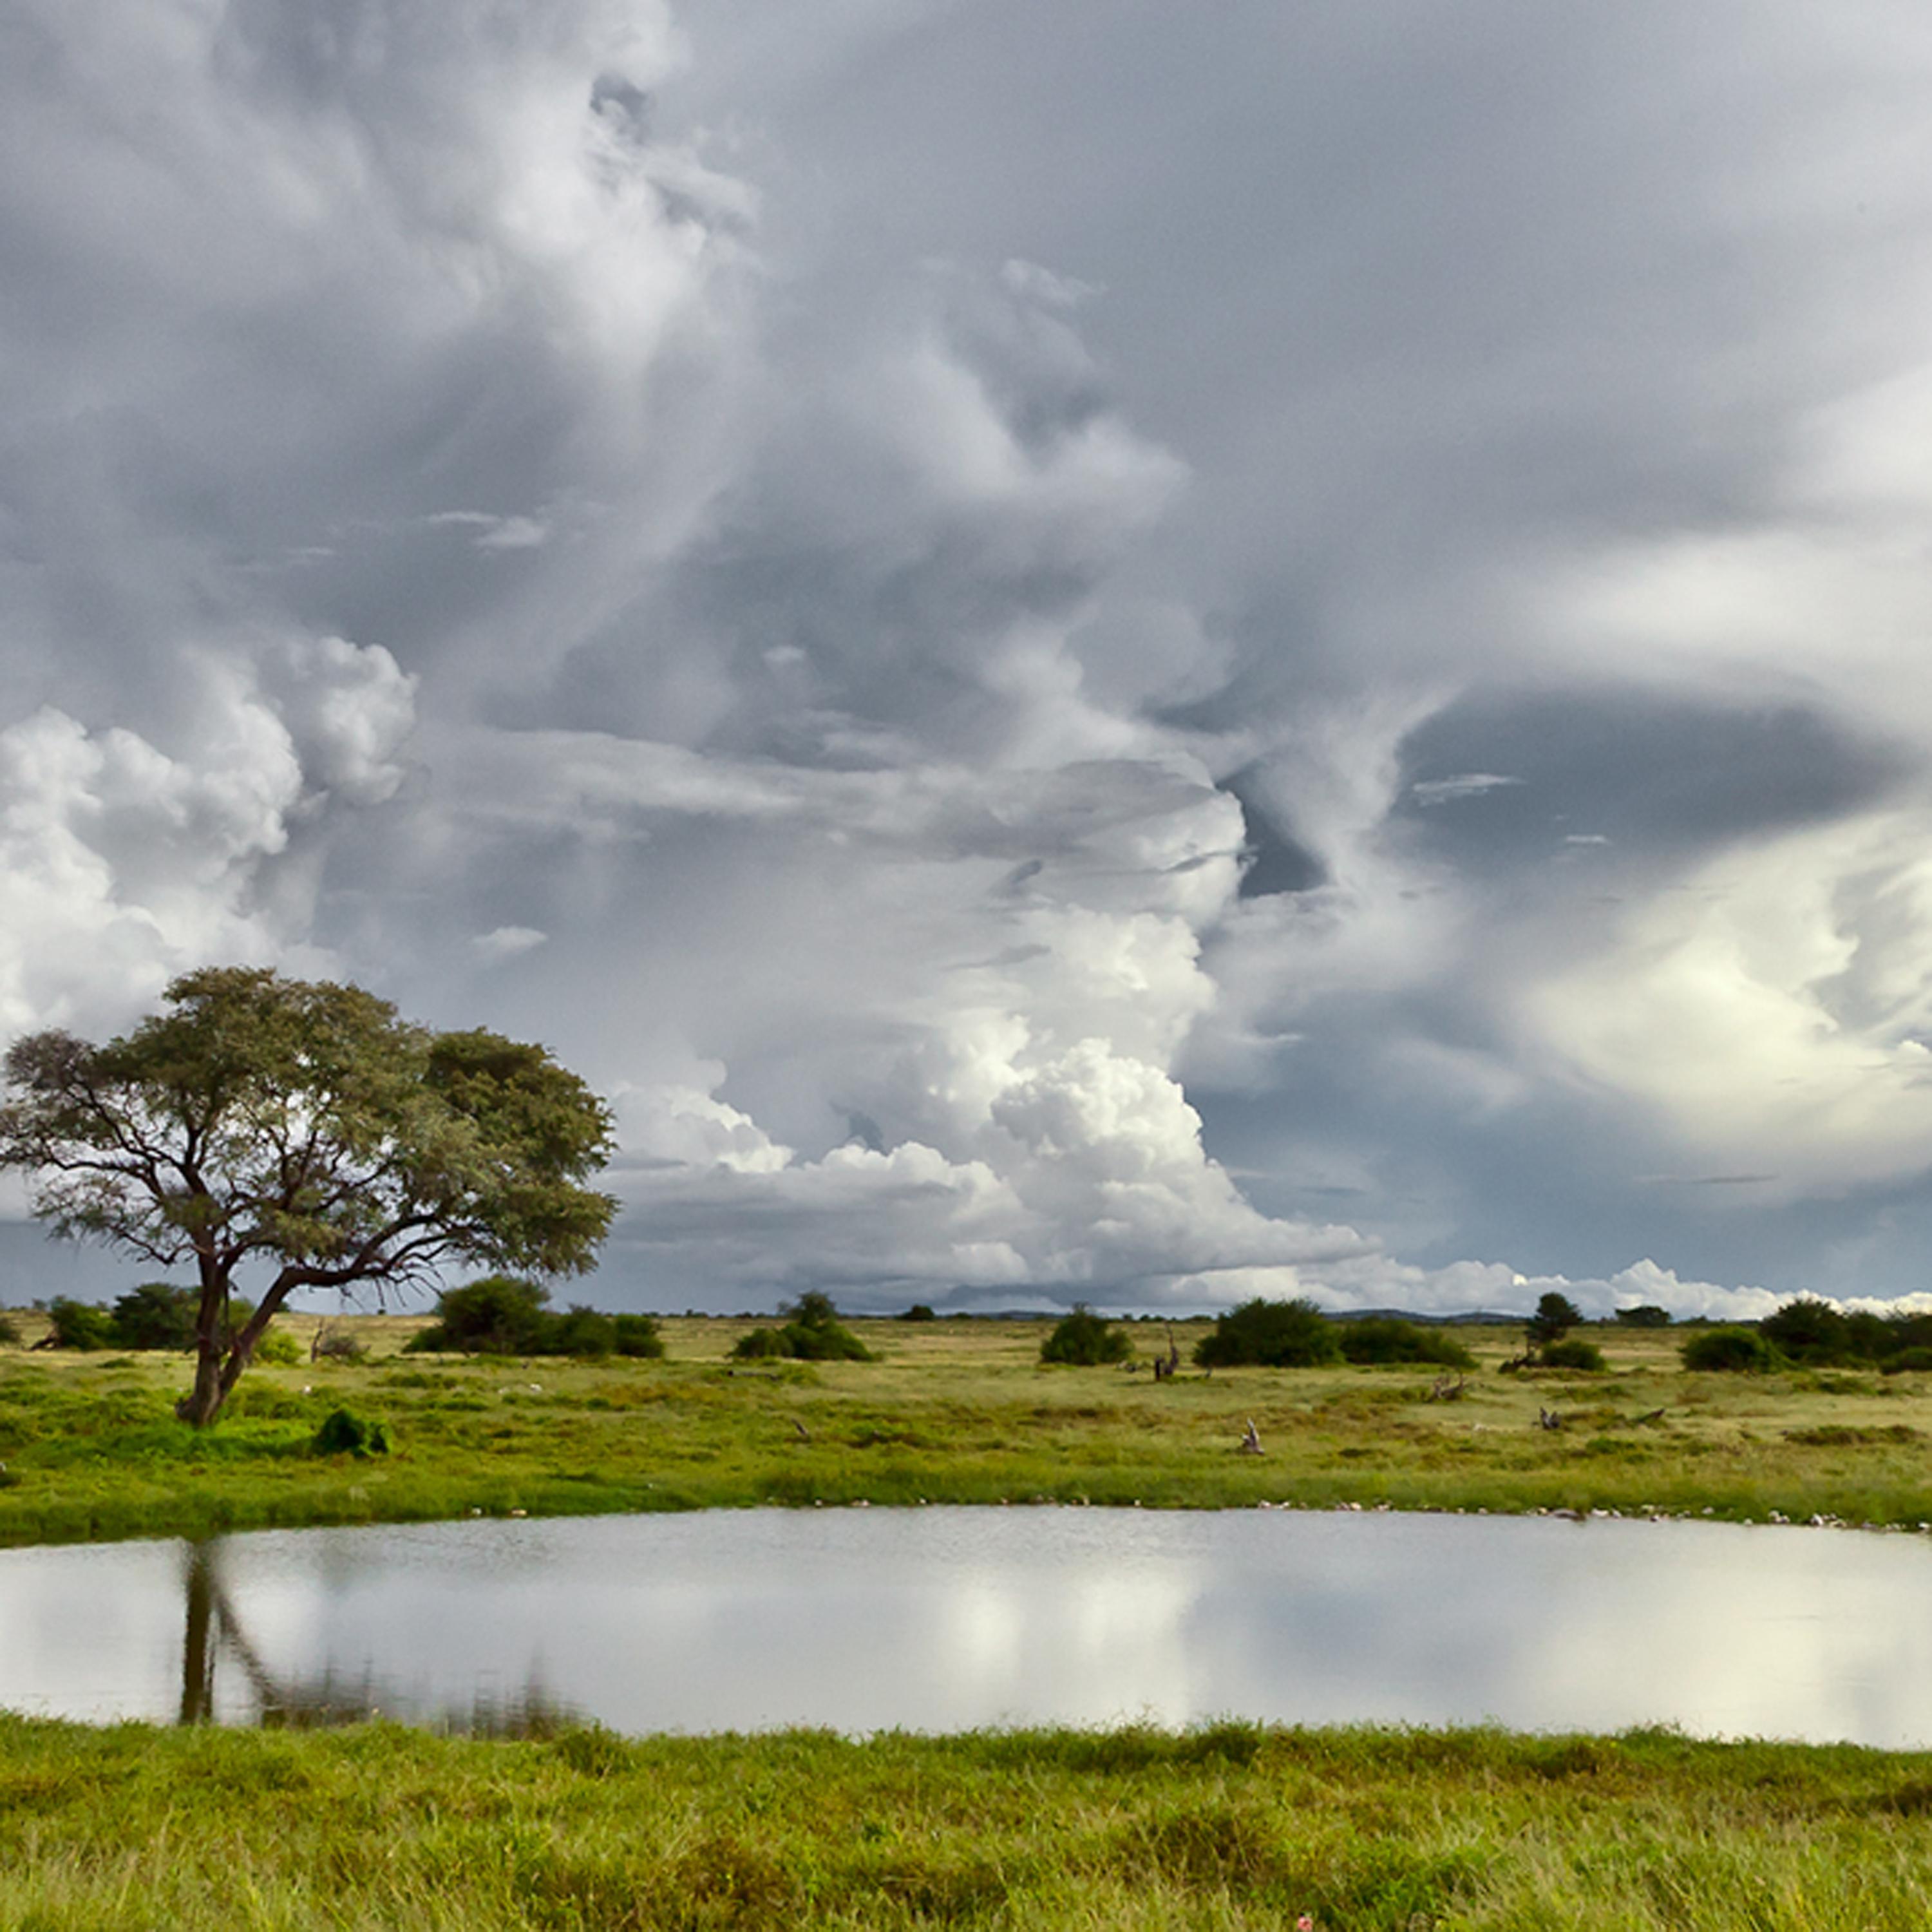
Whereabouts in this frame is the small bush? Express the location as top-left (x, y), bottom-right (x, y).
top-left (312, 1406), bottom-right (391, 1457)
top-left (1882, 1346), bottom-right (1932, 1374)
top-left (901, 1303), bottom-right (938, 1322)
top-left (1525, 1292), bottom-right (1582, 1350)
top-left (1338, 1317), bottom-right (1475, 1369)
top-left (1193, 1298), bottom-right (1341, 1369)
top-left (1539, 1337), bottom-right (1605, 1372)
top-left (252, 1328), bottom-right (305, 1367)
top-left (1039, 1305), bottom-right (1133, 1367)
top-left (1759, 1296), bottom-right (1851, 1366)
top-left (109, 1282), bottom-right (197, 1350)
top-left (548, 1305), bottom-right (618, 1357)
top-left (312, 1330), bottom-right (368, 1363)
top-left (611, 1313), bottom-right (665, 1359)
top-left (46, 1297), bottom-right (116, 1351)
top-left (1615, 1304), bottom-right (1673, 1328)
top-left (408, 1276), bottom-right (551, 1355)
top-left (779, 1293), bottom-right (874, 1361)
top-left (732, 1293), bottom-right (873, 1363)
top-left (0, 1312), bottom-right (18, 1347)
top-left (1681, 1327), bottom-right (1779, 1372)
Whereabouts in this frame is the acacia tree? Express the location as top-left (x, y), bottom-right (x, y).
top-left (0, 967), bottom-right (617, 1426)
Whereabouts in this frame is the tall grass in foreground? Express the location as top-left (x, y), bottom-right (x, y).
top-left (0, 1716), bottom-right (1928, 1929)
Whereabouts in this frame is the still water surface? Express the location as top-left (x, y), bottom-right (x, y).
top-left (4, 1508), bottom-right (1931, 1745)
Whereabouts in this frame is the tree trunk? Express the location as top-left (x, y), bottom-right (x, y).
top-left (179, 1543), bottom-right (216, 1723)
top-left (178, 1272), bottom-right (299, 1428)
top-left (177, 1256), bottom-right (234, 1428)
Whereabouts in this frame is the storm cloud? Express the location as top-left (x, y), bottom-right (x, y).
top-left (8, 0), bottom-right (1932, 1315)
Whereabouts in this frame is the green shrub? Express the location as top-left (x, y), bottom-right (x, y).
top-left (611, 1313), bottom-right (665, 1358)
top-left (408, 1276), bottom-right (551, 1355)
top-left (312, 1406), bottom-right (390, 1456)
top-left (253, 1328), bottom-right (305, 1366)
top-left (46, 1297), bottom-right (116, 1351)
top-left (901, 1303), bottom-right (938, 1322)
top-left (1337, 1317), bottom-right (1475, 1368)
top-left (0, 1311), bottom-right (18, 1347)
top-left (1681, 1326), bottom-right (1779, 1372)
top-left (730, 1293), bottom-right (873, 1363)
top-left (1614, 1303), bottom-right (1673, 1327)
top-left (109, 1282), bottom-right (197, 1350)
top-left (777, 1292), bottom-right (874, 1361)
top-left (1039, 1305), bottom-right (1133, 1367)
top-left (1193, 1298), bottom-right (1341, 1369)
top-left (1882, 1345), bottom-right (1932, 1375)
top-left (1759, 1296), bottom-right (1850, 1365)
top-left (1525, 1292), bottom-right (1582, 1350)
top-left (1539, 1337), bottom-right (1605, 1372)
top-left (312, 1330), bottom-right (368, 1364)
top-left (548, 1305), bottom-right (618, 1357)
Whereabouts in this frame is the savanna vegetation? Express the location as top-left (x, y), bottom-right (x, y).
top-left (1, 1713), bottom-right (1929, 1929)
top-left (4, 1300), bottom-right (1932, 1929)
top-left (3, 1305), bottom-right (1931, 1548)
top-left (405, 1276), bottom-right (663, 1360)
top-left (0, 968), bottom-right (616, 1428)
top-left (1039, 1303), bottom-right (1134, 1365)
top-left (730, 1291), bottom-right (874, 1363)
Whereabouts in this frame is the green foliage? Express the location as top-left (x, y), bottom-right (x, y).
top-left (1039, 1305), bottom-right (1133, 1366)
top-left (109, 1282), bottom-right (198, 1350)
top-left (734, 1293), bottom-right (873, 1363)
top-left (46, 1297), bottom-right (115, 1351)
top-left (312, 1329), bottom-right (368, 1364)
top-left (409, 1278), bottom-right (663, 1361)
top-left (252, 1329), bottom-right (304, 1367)
top-left (1760, 1296), bottom-right (1850, 1365)
top-left (0, 967), bottom-right (616, 1426)
top-left (3, 1717), bottom-right (1931, 1932)
top-left (409, 1276), bottom-right (552, 1354)
top-left (611, 1313), bottom-right (665, 1359)
top-left (1337, 1317), bottom-right (1476, 1368)
top-left (547, 1304), bottom-right (618, 1357)
top-left (781, 1292), bottom-right (873, 1361)
top-left (1615, 1303), bottom-right (1673, 1327)
top-left (1525, 1292), bottom-right (1582, 1350)
top-left (901, 1303), bottom-right (938, 1322)
top-left (311, 1406), bottom-right (390, 1457)
top-left (1537, 1337), bottom-right (1605, 1372)
top-left (0, 1311), bottom-right (17, 1347)
top-left (1193, 1298), bottom-right (1342, 1368)
top-left (1681, 1326), bottom-right (1780, 1372)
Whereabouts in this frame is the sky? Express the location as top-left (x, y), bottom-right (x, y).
top-left (8, 1), bottom-right (1932, 1320)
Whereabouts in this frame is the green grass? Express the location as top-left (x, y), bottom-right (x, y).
top-left (0, 1714), bottom-right (1927, 1929)
top-left (2, 1312), bottom-right (1930, 1547)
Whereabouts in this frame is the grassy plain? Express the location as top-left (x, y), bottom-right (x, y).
top-left (2, 1310), bottom-right (1930, 1546)
top-left (6, 1316), bottom-right (1932, 1929)
top-left (2, 1714), bottom-right (1929, 1929)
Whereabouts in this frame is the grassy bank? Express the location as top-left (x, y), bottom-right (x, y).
top-left (3, 1312), bottom-right (1931, 1547)
top-left (1, 1714), bottom-right (1928, 1929)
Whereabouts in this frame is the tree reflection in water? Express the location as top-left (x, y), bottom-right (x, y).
top-left (176, 1540), bottom-right (572, 1736)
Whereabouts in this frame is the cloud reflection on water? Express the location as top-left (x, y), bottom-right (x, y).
top-left (2, 1509), bottom-right (1931, 1745)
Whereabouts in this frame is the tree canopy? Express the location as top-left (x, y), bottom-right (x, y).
top-left (1193, 1297), bottom-right (1341, 1369)
top-left (1039, 1304), bottom-right (1133, 1367)
top-left (0, 967), bottom-right (616, 1425)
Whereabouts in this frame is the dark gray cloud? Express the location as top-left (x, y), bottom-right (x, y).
top-left (8, 1), bottom-right (1932, 1318)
